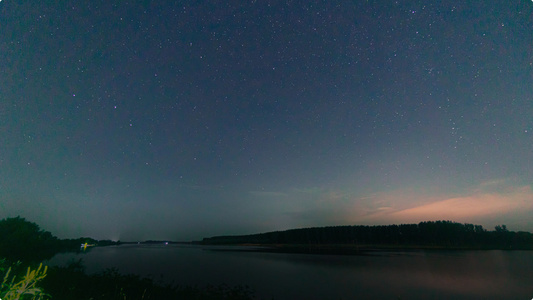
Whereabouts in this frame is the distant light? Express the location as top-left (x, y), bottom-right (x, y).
top-left (165, 242), bottom-right (168, 245)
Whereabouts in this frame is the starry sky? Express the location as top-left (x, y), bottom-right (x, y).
top-left (1, 1), bottom-right (532, 241)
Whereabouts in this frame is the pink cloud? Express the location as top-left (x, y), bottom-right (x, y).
top-left (357, 184), bottom-right (533, 230)
top-left (391, 187), bottom-right (533, 219)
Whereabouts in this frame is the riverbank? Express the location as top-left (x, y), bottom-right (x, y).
top-left (205, 243), bottom-right (533, 256)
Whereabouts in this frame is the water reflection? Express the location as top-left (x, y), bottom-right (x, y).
top-left (47, 245), bottom-right (533, 299)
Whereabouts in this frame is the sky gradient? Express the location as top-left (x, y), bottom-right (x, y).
top-left (1, 1), bottom-right (532, 241)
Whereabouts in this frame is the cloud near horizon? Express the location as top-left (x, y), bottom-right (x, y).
top-left (358, 183), bottom-right (533, 230)
top-left (244, 181), bottom-right (533, 233)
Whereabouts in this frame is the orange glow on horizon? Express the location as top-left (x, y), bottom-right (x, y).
top-left (358, 185), bottom-right (533, 227)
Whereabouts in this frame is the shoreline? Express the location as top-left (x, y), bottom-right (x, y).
top-left (203, 243), bottom-right (533, 256)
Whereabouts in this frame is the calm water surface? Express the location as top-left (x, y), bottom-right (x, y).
top-left (47, 244), bottom-right (533, 299)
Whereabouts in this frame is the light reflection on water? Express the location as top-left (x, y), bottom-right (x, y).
top-left (47, 245), bottom-right (533, 299)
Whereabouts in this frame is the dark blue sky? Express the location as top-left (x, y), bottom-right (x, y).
top-left (1, 1), bottom-right (532, 241)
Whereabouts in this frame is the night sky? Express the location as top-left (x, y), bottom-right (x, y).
top-left (1, 1), bottom-right (532, 241)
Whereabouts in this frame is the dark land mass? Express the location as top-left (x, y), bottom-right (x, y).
top-left (0, 216), bottom-right (120, 263)
top-left (0, 217), bottom-right (254, 300)
top-left (200, 221), bottom-right (533, 255)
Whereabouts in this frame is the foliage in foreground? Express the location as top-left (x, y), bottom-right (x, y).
top-left (0, 258), bottom-right (255, 300)
top-left (0, 259), bottom-right (49, 300)
top-left (0, 217), bottom-right (254, 299)
top-left (0, 257), bottom-right (255, 300)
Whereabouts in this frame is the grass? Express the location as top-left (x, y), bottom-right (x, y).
top-left (0, 259), bottom-right (49, 300)
top-left (1, 257), bottom-right (256, 300)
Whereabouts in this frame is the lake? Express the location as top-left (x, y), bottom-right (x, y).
top-left (46, 244), bottom-right (533, 299)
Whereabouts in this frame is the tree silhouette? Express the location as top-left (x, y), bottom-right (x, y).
top-left (495, 224), bottom-right (508, 232)
top-left (0, 217), bottom-right (105, 263)
top-left (202, 221), bottom-right (533, 251)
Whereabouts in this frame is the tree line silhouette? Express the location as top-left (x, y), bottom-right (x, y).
top-left (0, 216), bottom-right (118, 263)
top-left (202, 220), bottom-right (533, 250)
